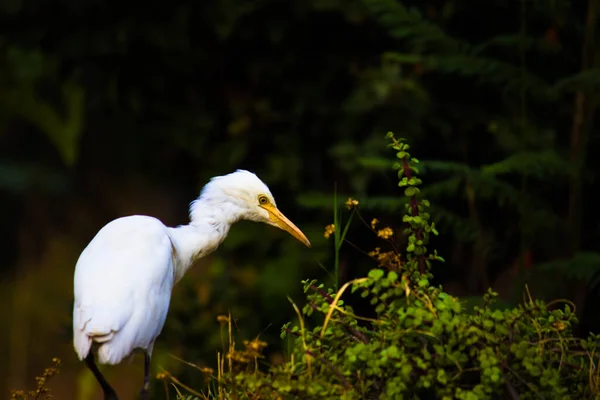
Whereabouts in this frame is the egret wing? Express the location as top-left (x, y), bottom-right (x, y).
top-left (73, 216), bottom-right (174, 363)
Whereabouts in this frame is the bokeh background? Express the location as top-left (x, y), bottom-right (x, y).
top-left (2, 0), bottom-right (600, 398)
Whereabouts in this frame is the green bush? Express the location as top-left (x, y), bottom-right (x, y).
top-left (166, 133), bottom-right (600, 400)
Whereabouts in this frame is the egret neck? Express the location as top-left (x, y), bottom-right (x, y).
top-left (167, 197), bottom-right (246, 284)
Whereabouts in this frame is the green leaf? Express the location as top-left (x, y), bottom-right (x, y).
top-left (405, 187), bottom-right (419, 196)
top-left (368, 269), bottom-right (385, 280)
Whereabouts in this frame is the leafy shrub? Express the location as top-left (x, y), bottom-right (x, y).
top-left (164, 133), bottom-right (600, 399)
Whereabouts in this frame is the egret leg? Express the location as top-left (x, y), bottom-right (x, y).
top-left (139, 353), bottom-right (151, 400)
top-left (84, 353), bottom-right (119, 400)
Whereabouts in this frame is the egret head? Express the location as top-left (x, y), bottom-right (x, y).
top-left (194, 170), bottom-right (311, 247)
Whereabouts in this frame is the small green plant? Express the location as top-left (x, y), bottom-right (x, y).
top-left (170, 132), bottom-right (600, 399)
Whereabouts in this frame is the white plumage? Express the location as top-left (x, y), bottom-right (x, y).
top-left (73, 216), bottom-right (173, 365)
top-left (72, 170), bottom-right (310, 400)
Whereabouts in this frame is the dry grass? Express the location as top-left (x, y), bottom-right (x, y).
top-left (10, 358), bottom-right (62, 400)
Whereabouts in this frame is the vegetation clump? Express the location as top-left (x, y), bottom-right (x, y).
top-left (158, 133), bottom-right (600, 399)
top-left (10, 358), bottom-right (61, 400)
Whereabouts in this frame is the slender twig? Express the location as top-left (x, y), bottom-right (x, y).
top-left (504, 376), bottom-right (521, 400)
top-left (305, 350), bottom-right (353, 391)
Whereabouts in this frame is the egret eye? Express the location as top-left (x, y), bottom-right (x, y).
top-left (258, 195), bottom-right (269, 205)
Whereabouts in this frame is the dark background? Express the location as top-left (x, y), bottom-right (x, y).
top-left (2, 0), bottom-right (599, 398)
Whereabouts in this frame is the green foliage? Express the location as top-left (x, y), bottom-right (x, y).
top-left (166, 133), bottom-right (600, 399)
top-left (537, 252), bottom-right (600, 289)
top-left (0, 45), bottom-right (84, 165)
top-left (364, 0), bottom-right (464, 51)
top-left (331, 0), bottom-right (600, 294)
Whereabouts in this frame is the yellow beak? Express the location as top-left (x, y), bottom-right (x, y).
top-left (260, 204), bottom-right (311, 248)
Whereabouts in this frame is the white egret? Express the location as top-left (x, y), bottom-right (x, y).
top-left (72, 170), bottom-right (311, 400)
